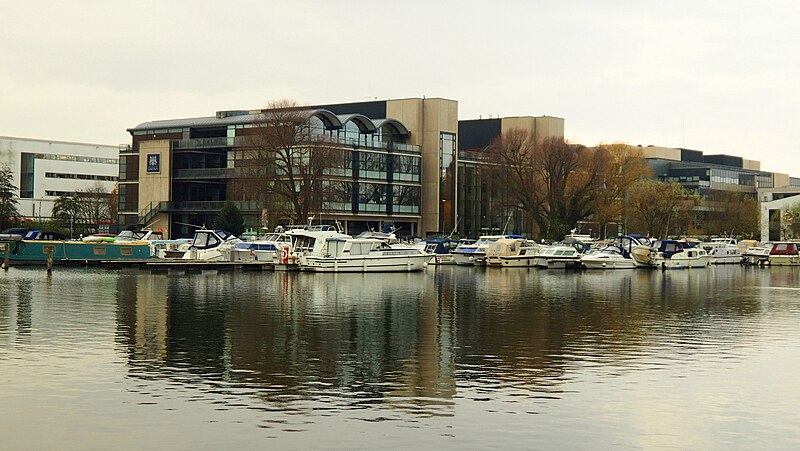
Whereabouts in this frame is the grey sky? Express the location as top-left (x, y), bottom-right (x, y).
top-left (2, 1), bottom-right (798, 176)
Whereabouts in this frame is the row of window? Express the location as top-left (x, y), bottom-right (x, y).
top-left (45, 190), bottom-right (77, 197)
top-left (321, 181), bottom-right (420, 214)
top-left (45, 172), bottom-right (117, 181)
top-left (32, 153), bottom-right (118, 165)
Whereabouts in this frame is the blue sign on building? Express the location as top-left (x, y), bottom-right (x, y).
top-left (146, 153), bottom-right (160, 173)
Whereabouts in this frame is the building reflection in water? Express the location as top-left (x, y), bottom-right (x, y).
top-left (115, 266), bottom-right (776, 414)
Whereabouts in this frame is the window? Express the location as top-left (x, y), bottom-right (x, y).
top-left (358, 183), bottom-right (387, 213)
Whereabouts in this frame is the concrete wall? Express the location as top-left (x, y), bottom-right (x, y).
top-left (500, 116), bottom-right (565, 141)
top-left (760, 194), bottom-right (800, 242)
top-left (137, 140), bottom-right (171, 213)
top-left (772, 172), bottom-right (790, 189)
top-left (387, 98), bottom-right (458, 236)
top-left (638, 146), bottom-right (682, 161)
top-left (743, 159), bottom-right (761, 171)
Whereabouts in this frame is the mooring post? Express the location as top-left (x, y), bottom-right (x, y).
top-left (46, 249), bottom-right (53, 273)
top-left (2, 243), bottom-right (9, 271)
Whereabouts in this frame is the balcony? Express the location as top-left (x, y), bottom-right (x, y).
top-left (172, 137), bottom-right (234, 150)
top-left (173, 168), bottom-right (233, 180)
top-left (172, 201), bottom-right (261, 212)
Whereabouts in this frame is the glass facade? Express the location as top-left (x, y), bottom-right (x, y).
top-left (358, 182), bottom-right (388, 213)
top-left (439, 132), bottom-right (456, 233)
top-left (456, 161), bottom-right (524, 238)
top-left (19, 153), bottom-right (35, 198)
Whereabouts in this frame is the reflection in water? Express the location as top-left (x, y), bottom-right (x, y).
top-left (1, 266), bottom-right (800, 448)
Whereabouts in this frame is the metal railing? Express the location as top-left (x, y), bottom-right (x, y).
top-left (172, 137), bottom-right (234, 149)
top-left (173, 168), bottom-right (233, 180)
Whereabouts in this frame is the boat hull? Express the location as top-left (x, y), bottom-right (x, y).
top-left (451, 251), bottom-right (483, 266)
top-left (299, 254), bottom-right (432, 272)
top-left (497, 256), bottom-right (539, 267)
top-left (768, 255), bottom-right (800, 266)
top-left (581, 257), bottom-right (636, 269)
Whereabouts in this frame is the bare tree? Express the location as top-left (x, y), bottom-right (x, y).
top-left (235, 100), bottom-right (345, 225)
top-left (490, 132), bottom-right (608, 240)
top-left (51, 182), bottom-right (111, 235)
top-left (588, 144), bottom-right (653, 238)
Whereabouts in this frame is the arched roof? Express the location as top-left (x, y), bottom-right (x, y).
top-left (308, 109), bottom-right (343, 130)
top-left (373, 118), bottom-right (410, 139)
top-left (337, 114), bottom-right (378, 134)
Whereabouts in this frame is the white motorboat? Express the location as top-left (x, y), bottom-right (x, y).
top-left (631, 239), bottom-right (710, 269)
top-left (768, 242), bottom-right (800, 266)
top-left (741, 243), bottom-right (772, 266)
top-left (581, 235), bottom-right (648, 269)
top-left (485, 238), bottom-right (539, 267)
top-left (293, 227), bottom-right (433, 272)
top-left (533, 245), bottom-right (583, 269)
top-left (581, 246), bottom-right (636, 269)
top-left (181, 229), bottom-right (242, 261)
top-left (451, 234), bottom-right (525, 266)
top-left (699, 238), bottom-right (742, 264)
top-left (231, 229), bottom-right (293, 263)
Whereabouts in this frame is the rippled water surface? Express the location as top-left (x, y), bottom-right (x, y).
top-left (1, 265), bottom-right (800, 449)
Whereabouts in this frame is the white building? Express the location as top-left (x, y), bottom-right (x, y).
top-left (0, 136), bottom-right (119, 219)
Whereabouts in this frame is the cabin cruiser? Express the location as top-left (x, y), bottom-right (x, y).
top-left (423, 237), bottom-right (460, 265)
top-left (741, 243), bottom-right (773, 266)
top-left (581, 235), bottom-right (648, 269)
top-left (451, 234), bottom-right (525, 266)
top-left (231, 229), bottom-right (293, 262)
top-left (768, 242), bottom-right (800, 266)
top-left (292, 226), bottom-right (433, 272)
top-left (533, 244), bottom-right (584, 269)
top-left (485, 238), bottom-right (540, 267)
top-left (631, 239), bottom-right (710, 269)
top-left (181, 229), bottom-right (242, 261)
top-left (699, 238), bottom-right (741, 264)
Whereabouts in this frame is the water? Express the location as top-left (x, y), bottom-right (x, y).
top-left (1, 265), bottom-right (800, 449)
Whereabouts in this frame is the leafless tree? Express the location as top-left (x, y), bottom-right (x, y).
top-left (489, 132), bottom-right (607, 240)
top-left (234, 100), bottom-right (346, 225)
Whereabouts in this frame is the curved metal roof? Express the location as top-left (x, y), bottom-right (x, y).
top-left (128, 109), bottom-right (412, 138)
top-left (372, 118), bottom-right (410, 138)
top-left (337, 114), bottom-right (378, 134)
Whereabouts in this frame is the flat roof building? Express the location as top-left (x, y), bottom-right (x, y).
top-left (121, 98), bottom-right (564, 238)
top-left (0, 136), bottom-right (119, 219)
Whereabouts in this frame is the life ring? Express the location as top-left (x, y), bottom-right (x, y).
top-left (280, 248), bottom-right (289, 262)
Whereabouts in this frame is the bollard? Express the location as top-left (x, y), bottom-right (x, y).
top-left (46, 249), bottom-right (53, 273)
top-left (3, 243), bottom-right (9, 271)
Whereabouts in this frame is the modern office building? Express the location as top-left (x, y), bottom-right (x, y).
top-left (637, 145), bottom-right (777, 195)
top-left (120, 98), bottom-right (564, 239)
top-left (0, 136), bottom-right (119, 219)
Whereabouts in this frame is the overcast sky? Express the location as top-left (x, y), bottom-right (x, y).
top-left (2, 1), bottom-right (798, 176)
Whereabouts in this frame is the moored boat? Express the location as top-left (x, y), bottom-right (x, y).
top-left (0, 231), bottom-right (151, 265)
top-left (485, 237), bottom-right (538, 267)
top-left (699, 238), bottom-right (741, 264)
top-left (631, 239), bottom-right (710, 269)
top-left (581, 235), bottom-right (647, 270)
top-left (768, 242), bottom-right (800, 266)
top-left (293, 226), bottom-right (433, 272)
top-left (451, 234), bottom-right (525, 266)
top-left (181, 229), bottom-right (242, 261)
